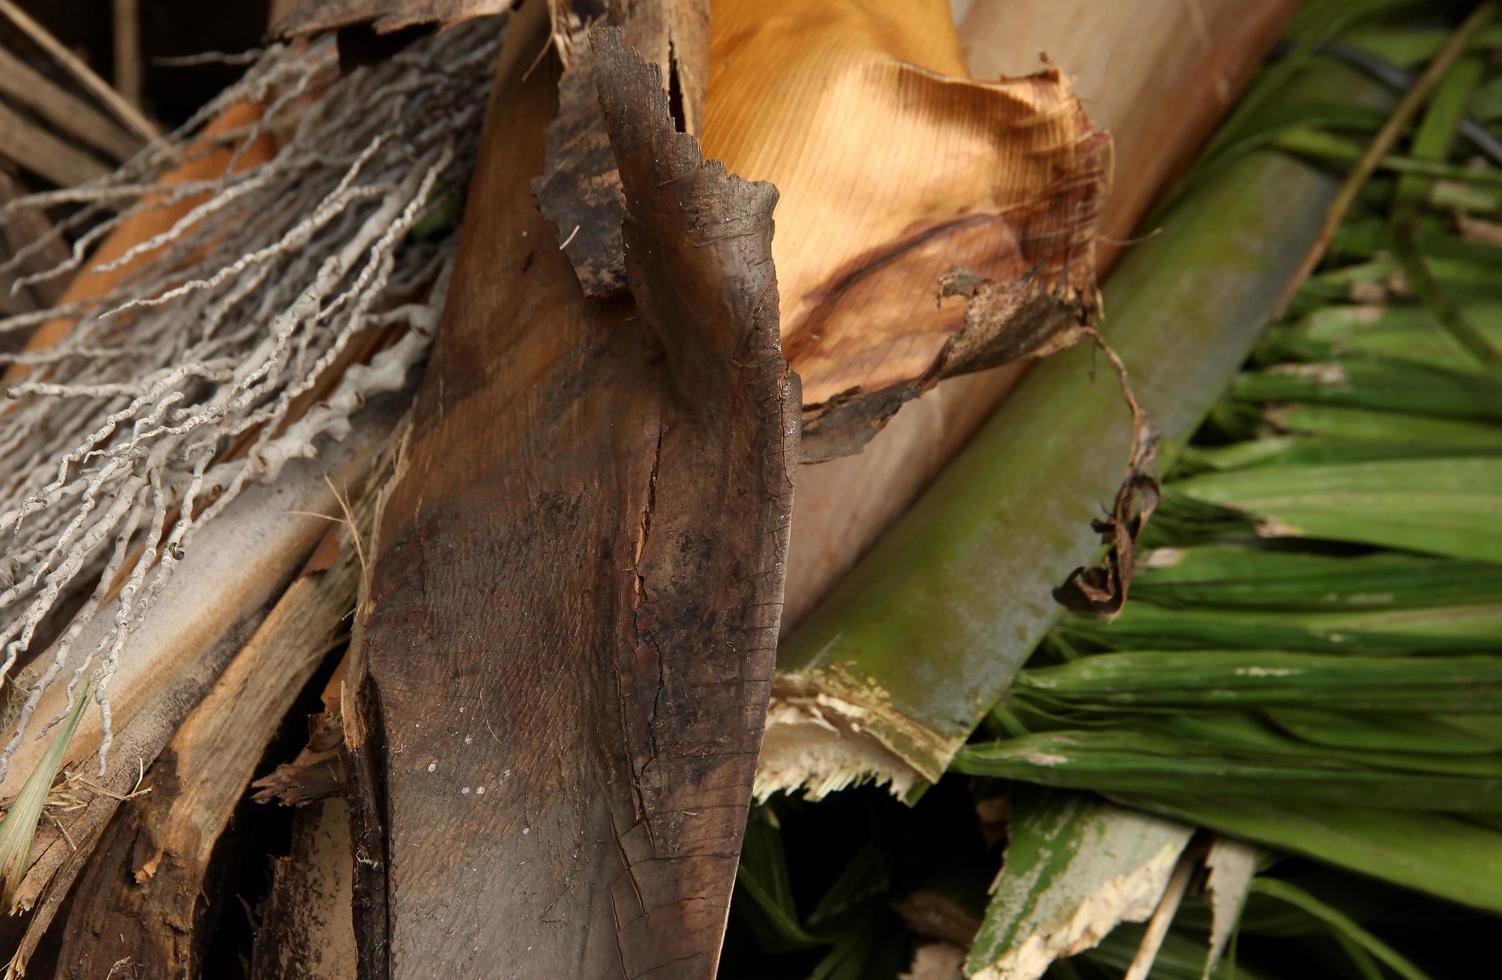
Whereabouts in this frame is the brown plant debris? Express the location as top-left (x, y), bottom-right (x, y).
top-left (277, 0), bottom-right (709, 297)
top-left (254, 650), bottom-right (350, 808)
top-left (342, 9), bottom-right (796, 976)
top-left (279, 0), bottom-right (1109, 461)
top-left (1052, 329), bottom-right (1159, 618)
top-left (49, 522), bottom-right (362, 977)
top-left (252, 698), bottom-right (347, 807)
top-left (251, 798), bottom-right (359, 980)
top-left (701, 0), bottom-right (1110, 460)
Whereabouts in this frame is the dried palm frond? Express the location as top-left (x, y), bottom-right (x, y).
top-left (0, 18), bottom-right (501, 782)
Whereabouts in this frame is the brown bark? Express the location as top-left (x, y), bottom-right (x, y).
top-left (344, 9), bottom-right (795, 978)
top-left (252, 797), bottom-right (359, 980)
top-left (535, 0), bottom-right (709, 295)
top-left (52, 523), bottom-right (362, 977)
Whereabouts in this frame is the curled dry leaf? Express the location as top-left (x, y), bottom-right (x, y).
top-left (280, 0), bottom-right (1108, 461)
top-left (702, 0), bottom-right (1109, 459)
top-left (1052, 329), bottom-right (1160, 619)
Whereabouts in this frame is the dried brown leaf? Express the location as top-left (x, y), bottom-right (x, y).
top-left (702, 0), bottom-right (1109, 459)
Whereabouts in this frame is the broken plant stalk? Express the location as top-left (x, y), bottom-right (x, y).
top-left (759, 65), bottom-right (1383, 800)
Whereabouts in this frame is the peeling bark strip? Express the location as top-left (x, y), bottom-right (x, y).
top-left (701, 0), bottom-right (1109, 460)
top-left (1052, 330), bottom-right (1161, 619)
top-left (348, 9), bottom-right (795, 977)
top-left (279, 0), bottom-right (1106, 461)
top-left (534, 0), bottom-right (709, 296)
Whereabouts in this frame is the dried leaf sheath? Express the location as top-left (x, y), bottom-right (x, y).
top-left (279, 0), bottom-right (1105, 460)
top-left (701, 0), bottom-right (1109, 459)
top-left (348, 12), bottom-right (795, 977)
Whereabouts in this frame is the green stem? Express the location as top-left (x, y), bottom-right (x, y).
top-left (760, 69), bottom-right (1386, 796)
top-left (1389, 46), bottom-right (1502, 369)
top-left (1273, 127), bottom-right (1502, 186)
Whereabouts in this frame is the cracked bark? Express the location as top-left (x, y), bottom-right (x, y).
top-left (344, 7), bottom-right (795, 976)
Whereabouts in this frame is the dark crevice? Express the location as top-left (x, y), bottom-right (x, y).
top-left (666, 40), bottom-right (687, 134)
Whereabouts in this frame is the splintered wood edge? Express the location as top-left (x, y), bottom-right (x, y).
top-left (538, 3), bottom-right (711, 298)
top-left (755, 695), bottom-right (920, 802)
top-left (754, 667), bottom-right (961, 802)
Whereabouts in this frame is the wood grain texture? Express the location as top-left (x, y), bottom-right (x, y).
top-left (0, 404), bottom-right (401, 979)
top-left (273, 0), bottom-right (513, 36)
top-left (248, 649), bottom-right (353, 980)
top-left (777, 0), bottom-right (1301, 629)
top-left (961, 0), bottom-right (1301, 251)
top-left (0, 45), bottom-right (142, 161)
top-left (347, 9), bottom-right (796, 976)
top-left (252, 798), bottom-right (359, 980)
top-left (0, 98), bottom-right (109, 187)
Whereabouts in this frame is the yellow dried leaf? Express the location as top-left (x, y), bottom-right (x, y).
top-left (703, 0), bottom-right (1109, 458)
